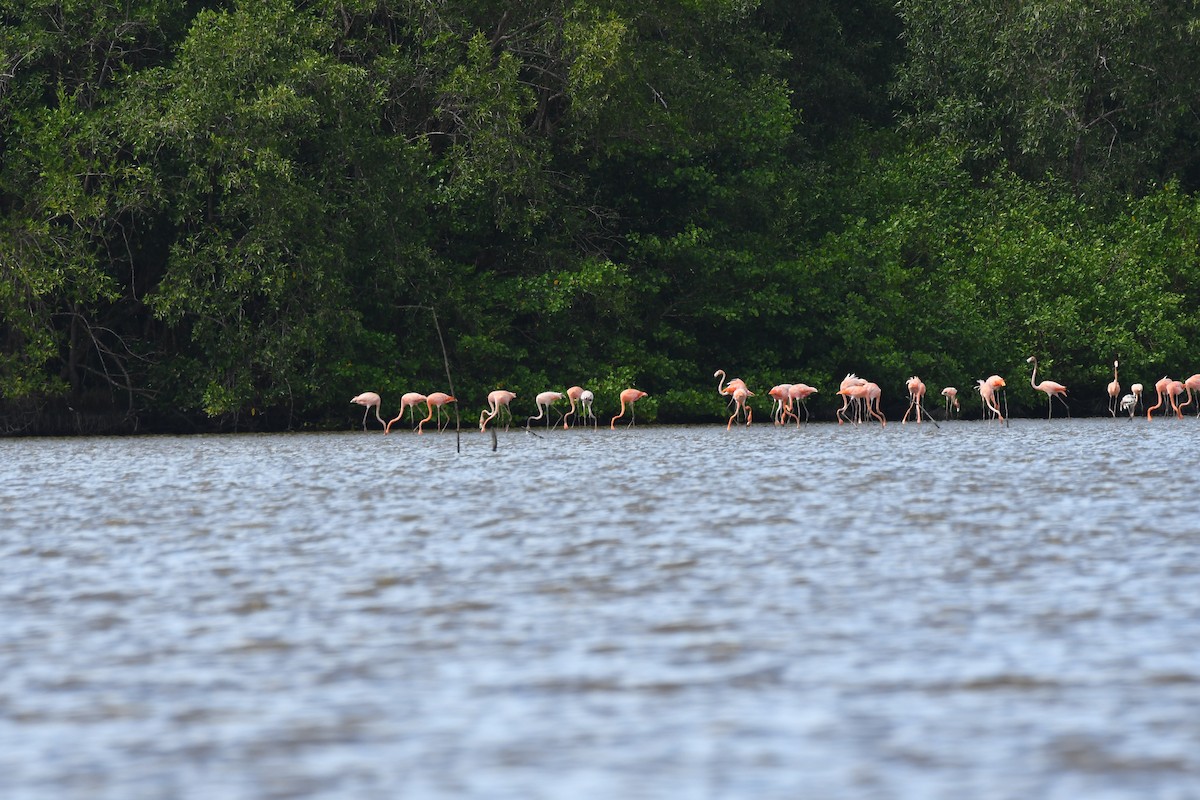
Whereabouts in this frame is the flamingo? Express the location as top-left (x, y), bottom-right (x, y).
top-left (417, 392), bottom-right (456, 434)
top-left (786, 383), bottom-right (818, 425)
top-left (1106, 360), bottom-right (1121, 418)
top-left (1027, 356), bottom-right (1068, 419)
top-left (563, 386), bottom-right (598, 428)
top-left (1183, 374), bottom-right (1200, 417)
top-left (768, 384), bottom-right (792, 425)
top-left (864, 382), bottom-right (886, 426)
top-left (714, 370), bottom-right (747, 398)
top-left (836, 374), bottom-right (867, 424)
top-left (479, 390), bottom-right (516, 431)
top-left (902, 376), bottom-right (927, 424)
top-left (350, 392), bottom-right (385, 431)
top-left (610, 388), bottom-right (648, 429)
top-left (527, 391), bottom-right (565, 429)
top-left (976, 379), bottom-right (1003, 422)
top-left (1119, 384), bottom-right (1142, 419)
top-left (941, 387), bottom-right (960, 419)
top-left (986, 375), bottom-right (1007, 420)
top-left (727, 385), bottom-right (754, 430)
top-left (1146, 376), bottom-right (1173, 420)
top-left (563, 386), bottom-right (585, 429)
top-left (384, 392), bottom-right (428, 433)
top-left (562, 386), bottom-right (597, 429)
top-left (714, 369), bottom-right (747, 415)
top-left (1167, 379), bottom-right (1186, 418)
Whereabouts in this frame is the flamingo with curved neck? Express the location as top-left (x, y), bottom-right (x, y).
top-left (1027, 356), bottom-right (1069, 419)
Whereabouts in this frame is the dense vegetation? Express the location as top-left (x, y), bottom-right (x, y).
top-left (3, 0), bottom-right (1200, 432)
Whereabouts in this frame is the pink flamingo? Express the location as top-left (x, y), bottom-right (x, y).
top-left (1167, 379), bottom-right (1186, 418)
top-left (417, 392), bottom-right (456, 434)
top-left (714, 369), bottom-right (747, 415)
top-left (1027, 356), bottom-right (1068, 419)
top-left (479, 390), bottom-right (516, 431)
top-left (727, 385), bottom-right (754, 430)
top-left (902, 376), bottom-right (927, 424)
top-left (768, 384), bottom-right (791, 425)
top-left (563, 386), bottom-right (585, 428)
top-left (350, 392), bottom-right (385, 431)
top-left (714, 370), bottom-right (747, 398)
top-left (385, 392), bottom-right (428, 433)
top-left (986, 375), bottom-right (1007, 420)
top-left (527, 391), bottom-right (565, 429)
top-left (786, 383), bottom-right (818, 425)
top-left (976, 379), bottom-right (1003, 421)
top-left (1106, 360), bottom-right (1120, 418)
top-left (562, 386), bottom-right (597, 428)
top-left (941, 387), bottom-right (959, 419)
top-left (1179, 374), bottom-right (1200, 417)
top-left (610, 388), bottom-right (648, 429)
top-left (1146, 376), bottom-right (1173, 420)
top-left (864, 382), bottom-right (886, 426)
top-left (836, 374), bottom-right (867, 424)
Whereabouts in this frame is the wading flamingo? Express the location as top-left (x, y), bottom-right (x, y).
top-left (527, 391), bottom-right (565, 429)
top-left (864, 382), bottom-right (886, 426)
top-left (562, 386), bottom-right (598, 428)
top-left (786, 383), bottom-right (818, 425)
top-left (714, 370), bottom-right (747, 397)
top-left (836, 374), bottom-right (867, 424)
top-left (610, 388), bottom-right (648, 429)
top-left (417, 392), bottom-right (456, 434)
top-left (350, 392), bottom-right (385, 431)
top-left (1183, 374), bottom-right (1200, 417)
top-left (902, 376), bottom-right (927, 424)
top-left (1119, 383), bottom-right (1143, 419)
top-left (976, 379), bottom-right (1003, 422)
top-left (578, 390), bottom-right (597, 427)
top-left (1027, 356), bottom-right (1069, 419)
top-left (385, 392), bottom-right (428, 433)
top-left (727, 385), bottom-right (754, 430)
top-left (563, 386), bottom-right (585, 429)
top-left (1107, 360), bottom-right (1121, 418)
top-left (1167, 379), bottom-right (1186, 418)
top-left (768, 384), bottom-right (792, 425)
top-left (986, 375), bottom-right (1008, 420)
top-left (1146, 377), bottom-right (1173, 420)
top-left (479, 390), bottom-right (516, 431)
top-left (714, 369), bottom-right (747, 414)
top-left (941, 387), bottom-right (960, 419)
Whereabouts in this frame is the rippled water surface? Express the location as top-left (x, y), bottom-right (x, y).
top-left (2, 418), bottom-right (1200, 799)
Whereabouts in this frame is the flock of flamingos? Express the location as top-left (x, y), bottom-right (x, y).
top-left (350, 358), bottom-right (1200, 433)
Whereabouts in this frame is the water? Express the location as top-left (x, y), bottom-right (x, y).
top-left (1, 418), bottom-right (1199, 799)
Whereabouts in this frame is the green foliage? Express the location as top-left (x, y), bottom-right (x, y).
top-left (3, 0), bottom-right (1200, 431)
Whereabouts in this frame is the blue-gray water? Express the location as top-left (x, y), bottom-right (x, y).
top-left (2, 418), bottom-right (1199, 799)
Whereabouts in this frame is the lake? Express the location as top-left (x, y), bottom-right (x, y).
top-left (1, 418), bottom-right (1198, 799)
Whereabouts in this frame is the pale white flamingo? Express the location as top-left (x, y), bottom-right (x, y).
top-left (479, 390), bottom-right (516, 431)
top-left (527, 391), bottom-right (565, 429)
top-left (941, 387), bottom-right (959, 419)
top-left (350, 392), bottom-right (385, 431)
